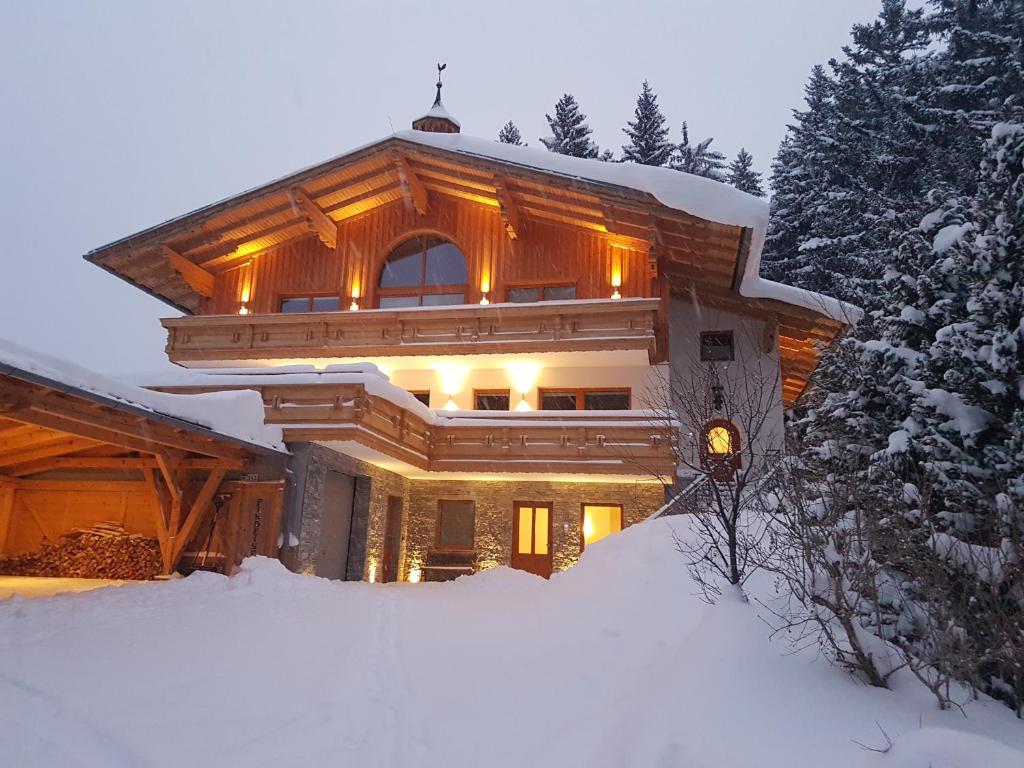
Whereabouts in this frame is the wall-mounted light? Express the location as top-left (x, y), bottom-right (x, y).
top-left (443, 396), bottom-right (459, 411)
top-left (367, 560), bottom-right (377, 583)
top-left (610, 248), bottom-right (623, 299)
top-left (407, 566), bottom-right (422, 584)
top-left (479, 294), bottom-right (490, 305)
top-left (610, 288), bottom-right (621, 300)
top-left (349, 299), bottom-right (360, 311)
top-left (238, 303), bottom-right (250, 315)
top-left (350, 279), bottom-right (361, 311)
top-left (515, 396), bottom-right (532, 412)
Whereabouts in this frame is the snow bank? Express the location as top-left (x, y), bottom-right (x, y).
top-left (0, 337), bottom-right (284, 451)
top-left (1, 519), bottom-right (1020, 768)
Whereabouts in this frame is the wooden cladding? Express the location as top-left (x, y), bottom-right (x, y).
top-left (162, 297), bottom-right (661, 362)
top-left (207, 195), bottom-right (653, 316)
top-left (155, 381), bottom-right (676, 478)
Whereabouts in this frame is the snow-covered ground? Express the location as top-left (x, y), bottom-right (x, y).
top-left (1, 519), bottom-right (1021, 768)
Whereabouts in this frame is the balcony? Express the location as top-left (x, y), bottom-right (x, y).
top-left (161, 298), bottom-right (662, 364)
top-left (154, 378), bottom-right (676, 478)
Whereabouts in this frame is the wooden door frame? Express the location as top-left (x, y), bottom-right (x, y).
top-left (511, 500), bottom-right (553, 574)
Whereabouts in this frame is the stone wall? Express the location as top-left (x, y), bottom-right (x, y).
top-left (402, 478), bottom-right (664, 575)
top-left (286, 443), bottom-right (409, 580)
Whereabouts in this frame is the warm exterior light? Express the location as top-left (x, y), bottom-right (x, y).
top-left (480, 294), bottom-right (490, 305)
top-left (514, 396), bottom-right (532, 412)
top-left (707, 426), bottom-right (733, 455)
top-left (407, 566), bottom-right (422, 584)
top-left (437, 364), bottom-right (469, 397)
top-left (349, 300), bottom-right (360, 311)
top-left (506, 361), bottom-right (542, 396)
top-left (367, 560), bottom-right (377, 583)
top-left (443, 397), bottom-right (459, 411)
top-left (611, 289), bottom-right (621, 300)
top-left (238, 303), bottom-right (250, 315)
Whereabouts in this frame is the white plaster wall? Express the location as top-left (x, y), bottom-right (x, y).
top-left (667, 296), bottom-right (785, 470)
top-left (383, 362), bottom-right (668, 411)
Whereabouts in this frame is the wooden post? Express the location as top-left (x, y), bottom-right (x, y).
top-left (0, 480), bottom-right (16, 555)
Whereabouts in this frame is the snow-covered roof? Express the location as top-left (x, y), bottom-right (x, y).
top-left (414, 101), bottom-right (461, 128)
top-left (0, 337), bottom-right (286, 453)
top-left (392, 130), bottom-right (861, 324)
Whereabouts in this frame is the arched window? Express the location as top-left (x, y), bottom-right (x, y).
top-left (702, 419), bottom-right (741, 479)
top-left (377, 235), bottom-right (467, 308)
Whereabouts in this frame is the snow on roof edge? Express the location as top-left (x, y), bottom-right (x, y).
top-left (86, 127), bottom-right (860, 326)
top-left (0, 337), bottom-right (286, 453)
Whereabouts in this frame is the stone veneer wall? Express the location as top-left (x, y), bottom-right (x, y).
top-left (401, 479), bottom-right (665, 575)
top-left (286, 443), bottom-right (409, 580)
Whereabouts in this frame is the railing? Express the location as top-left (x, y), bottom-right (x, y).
top-left (156, 380), bottom-right (676, 477)
top-left (161, 298), bottom-right (661, 363)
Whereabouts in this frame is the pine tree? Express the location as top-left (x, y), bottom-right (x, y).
top-left (497, 121), bottom-right (524, 146)
top-left (671, 122), bottom-right (726, 180)
top-left (540, 94), bottom-right (598, 158)
top-left (726, 148), bottom-right (765, 196)
top-left (621, 80), bottom-right (673, 166)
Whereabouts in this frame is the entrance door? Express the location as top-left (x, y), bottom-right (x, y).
top-left (316, 471), bottom-right (355, 580)
top-left (381, 496), bottom-right (403, 583)
top-left (511, 502), bottom-right (553, 578)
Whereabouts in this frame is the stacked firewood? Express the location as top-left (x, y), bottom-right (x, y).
top-left (0, 523), bottom-right (162, 580)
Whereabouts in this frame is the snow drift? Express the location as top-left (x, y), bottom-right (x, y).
top-left (1, 519), bottom-right (1020, 767)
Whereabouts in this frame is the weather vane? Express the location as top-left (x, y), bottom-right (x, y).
top-left (434, 62), bottom-right (447, 106)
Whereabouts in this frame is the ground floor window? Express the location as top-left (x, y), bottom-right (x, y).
top-left (435, 500), bottom-right (475, 550)
top-left (581, 504), bottom-right (623, 550)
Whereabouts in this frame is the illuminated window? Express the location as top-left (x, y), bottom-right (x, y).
top-left (581, 504), bottom-right (623, 549)
top-left (507, 284), bottom-right (576, 303)
top-left (279, 294), bottom-right (341, 313)
top-left (436, 500), bottom-right (475, 551)
top-left (378, 235), bottom-right (467, 307)
top-left (516, 504), bottom-right (550, 556)
top-left (474, 390), bottom-right (511, 410)
top-left (702, 420), bottom-right (741, 478)
top-left (700, 331), bottom-right (734, 361)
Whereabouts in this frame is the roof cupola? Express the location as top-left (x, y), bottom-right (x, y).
top-left (411, 63), bottom-right (461, 133)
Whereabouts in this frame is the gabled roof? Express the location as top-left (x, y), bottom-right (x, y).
top-left (84, 130), bottom-right (861, 405)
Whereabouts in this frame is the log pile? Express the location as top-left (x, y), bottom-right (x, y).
top-left (0, 523), bottom-right (162, 580)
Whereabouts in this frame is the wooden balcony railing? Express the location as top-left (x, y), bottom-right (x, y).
top-left (155, 380), bottom-right (675, 478)
top-left (161, 298), bottom-right (662, 363)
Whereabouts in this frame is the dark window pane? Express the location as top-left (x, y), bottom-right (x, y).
top-left (421, 293), bottom-right (464, 306)
top-left (541, 392), bottom-right (578, 410)
top-left (379, 295), bottom-right (420, 309)
top-left (411, 392), bottom-right (431, 407)
top-left (438, 500), bottom-right (475, 549)
top-left (424, 240), bottom-right (467, 285)
top-left (700, 332), bottom-right (734, 361)
top-left (280, 297), bottom-right (309, 313)
top-left (584, 391), bottom-right (630, 410)
top-left (508, 287), bottom-right (541, 303)
top-left (310, 296), bottom-right (341, 312)
top-left (474, 392), bottom-right (510, 411)
top-left (380, 240), bottom-right (423, 287)
top-left (544, 285), bottom-right (576, 301)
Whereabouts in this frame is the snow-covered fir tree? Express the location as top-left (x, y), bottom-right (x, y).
top-left (782, 0), bottom-right (1024, 712)
top-left (621, 80), bottom-right (673, 166)
top-left (726, 148), bottom-right (765, 196)
top-left (540, 94), bottom-right (599, 158)
top-left (671, 122), bottom-right (726, 180)
top-left (498, 121), bottom-right (524, 145)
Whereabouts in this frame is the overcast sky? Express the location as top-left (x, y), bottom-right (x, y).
top-left (0, 0), bottom-right (883, 375)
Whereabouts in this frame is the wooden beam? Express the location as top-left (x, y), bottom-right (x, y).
top-left (169, 467), bottom-right (227, 567)
top-left (0, 480), bottom-right (15, 554)
top-left (163, 246), bottom-right (215, 298)
top-left (1, 456), bottom-right (244, 472)
top-left (394, 154), bottom-right (429, 215)
top-left (494, 181), bottom-right (521, 240)
top-left (289, 188), bottom-right (337, 250)
top-left (0, 437), bottom-right (101, 468)
top-left (143, 467), bottom-right (172, 572)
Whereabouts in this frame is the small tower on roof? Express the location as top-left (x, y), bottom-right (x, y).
top-left (412, 63), bottom-right (461, 134)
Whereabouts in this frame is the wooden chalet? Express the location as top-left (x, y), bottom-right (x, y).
top-left (69, 77), bottom-right (857, 583)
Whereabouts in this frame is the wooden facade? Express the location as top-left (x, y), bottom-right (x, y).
top-left (85, 136), bottom-right (847, 407)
